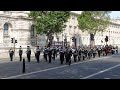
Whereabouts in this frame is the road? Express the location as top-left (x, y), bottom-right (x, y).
top-left (0, 53), bottom-right (120, 79)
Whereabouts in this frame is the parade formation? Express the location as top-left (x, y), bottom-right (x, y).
top-left (8, 44), bottom-right (118, 66)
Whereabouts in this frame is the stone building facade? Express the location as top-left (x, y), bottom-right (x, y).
top-left (0, 11), bottom-right (120, 48)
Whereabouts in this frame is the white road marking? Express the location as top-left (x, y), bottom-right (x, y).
top-left (1, 56), bottom-right (112, 79)
top-left (81, 63), bottom-right (120, 79)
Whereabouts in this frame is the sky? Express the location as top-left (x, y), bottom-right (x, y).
top-left (110, 11), bottom-right (120, 18)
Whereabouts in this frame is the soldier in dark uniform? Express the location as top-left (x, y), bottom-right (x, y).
top-left (82, 48), bottom-right (85, 60)
top-left (84, 49), bottom-right (88, 59)
top-left (116, 46), bottom-right (118, 54)
top-left (105, 46), bottom-right (108, 56)
top-left (88, 49), bottom-right (91, 59)
top-left (48, 47), bottom-right (52, 63)
top-left (35, 46), bottom-right (40, 63)
top-left (9, 48), bottom-right (14, 61)
top-left (19, 46), bottom-right (23, 61)
top-left (92, 48), bottom-right (96, 58)
top-left (59, 47), bottom-right (65, 64)
top-left (65, 47), bottom-right (72, 65)
top-left (26, 46), bottom-right (31, 62)
top-left (78, 48), bottom-right (82, 61)
top-left (52, 47), bottom-right (56, 60)
top-left (73, 48), bottom-right (78, 62)
top-left (69, 47), bottom-right (73, 65)
top-left (97, 48), bottom-right (101, 57)
top-left (102, 47), bottom-right (105, 56)
top-left (43, 46), bottom-right (48, 61)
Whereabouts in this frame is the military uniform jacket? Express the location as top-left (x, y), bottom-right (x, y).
top-left (78, 49), bottom-right (82, 56)
top-left (81, 50), bottom-right (85, 56)
top-left (59, 49), bottom-right (65, 55)
top-left (35, 48), bottom-right (40, 55)
top-left (52, 48), bottom-right (56, 54)
top-left (26, 49), bottom-right (31, 55)
top-left (9, 49), bottom-right (14, 55)
top-left (73, 50), bottom-right (78, 56)
top-left (19, 49), bottom-right (23, 55)
top-left (44, 48), bottom-right (48, 55)
top-left (48, 48), bottom-right (52, 56)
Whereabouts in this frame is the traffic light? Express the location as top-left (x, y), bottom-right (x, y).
top-left (105, 36), bottom-right (108, 42)
top-left (72, 37), bottom-right (75, 42)
top-left (11, 38), bottom-right (14, 43)
top-left (15, 40), bottom-right (17, 43)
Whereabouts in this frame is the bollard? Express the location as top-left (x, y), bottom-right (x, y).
top-left (22, 58), bottom-right (25, 73)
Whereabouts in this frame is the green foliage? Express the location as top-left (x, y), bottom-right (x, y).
top-left (77, 11), bottom-right (111, 35)
top-left (29, 11), bottom-right (70, 35)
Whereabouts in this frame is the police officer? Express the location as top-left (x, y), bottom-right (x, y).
top-left (59, 47), bottom-right (65, 64)
top-left (48, 47), bottom-right (52, 63)
top-left (19, 46), bottom-right (23, 61)
top-left (26, 46), bottom-right (31, 62)
top-left (9, 48), bottom-right (14, 61)
top-left (35, 46), bottom-right (40, 63)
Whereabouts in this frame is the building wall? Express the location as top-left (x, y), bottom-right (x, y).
top-left (0, 11), bottom-right (120, 48)
top-left (0, 11), bottom-right (34, 48)
top-left (54, 12), bottom-right (120, 47)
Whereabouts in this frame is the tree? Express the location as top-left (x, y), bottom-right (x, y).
top-left (28, 11), bottom-right (70, 47)
top-left (77, 11), bottom-right (111, 46)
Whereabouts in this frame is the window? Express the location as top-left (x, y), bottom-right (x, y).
top-left (31, 25), bottom-right (35, 36)
top-left (4, 23), bottom-right (9, 35)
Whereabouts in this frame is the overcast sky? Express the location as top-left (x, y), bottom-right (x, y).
top-left (110, 11), bottom-right (120, 18)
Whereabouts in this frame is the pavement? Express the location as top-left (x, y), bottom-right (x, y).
top-left (0, 53), bottom-right (120, 79)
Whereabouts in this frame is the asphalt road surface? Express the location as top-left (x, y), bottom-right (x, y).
top-left (0, 53), bottom-right (120, 79)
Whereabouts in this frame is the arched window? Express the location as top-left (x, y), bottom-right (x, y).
top-left (4, 23), bottom-right (9, 35)
top-left (31, 25), bottom-right (35, 36)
